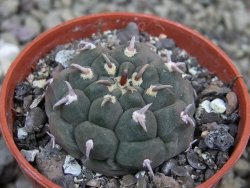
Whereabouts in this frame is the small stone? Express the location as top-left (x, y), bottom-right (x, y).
top-left (200, 100), bottom-right (212, 113)
top-left (218, 170), bottom-right (247, 188)
top-left (227, 124), bottom-right (238, 137)
top-left (225, 92), bottom-right (238, 115)
top-left (63, 155), bottom-right (81, 176)
top-left (36, 140), bottom-right (65, 180)
top-left (21, 149), bottom-right (39, 162)
top-left (171, 48), bottom-right (189, 62)
top-left (196, 109), bottom-right (222, 124)
top-left (160, 159), bottom-right (177, 176)
top-left (188, 66), bottom-right (199, 76)
top-left (0, 32), bottom-right (19, 45)
top-left (34, 0), bottom-right (52, 12)
top-left (14, 82), bottom-right (32, 101)
top-left (0, 138), bottom-right (15, 176)
top-left (86, 179), bottom-right (101, 187)
top-left (136, 173), bottom-right (149, 188)
top-left (24, 16), bottom-right (41, 36)
top-left (216, 151), bottom-right (229, 168)
top-left (154, 173), bottom-right (180, 188)
top-left (171, 165), bottom-right (189, 177)
top-left (42, 11), bottom-right (62, 29)
top-left (16, 26), bottom-right (37, 43)
top-left (186, 150), bottom-right (206, 170)
top-left (204, 127), bottom-right (234, 151)
top-left (159, 38), bottom-right (176, 50)
top-left (60, 9), bottom-right (75, 21)
top-left (0, 41), bottom-right (20, 74)
top-left (25, 107), bottom-right (46, 133)
top-left (17, 127), bottom-right (28, 140)
top-left (106, 178), bottom-right (119, 188)
top-left (15, 174), bottom-right (33, 188)
top-left (0, 0), bottom-right (19, 17)
top-left (178, 176), bottom-right (194, 188)
top-left (205, 169), bottom-right (215, 180)
top-left (177, 154), bottom-right (187, 165)
top-left (234, 158), bottom-right (250, 178)
top-left (53, 175), bottom-right (75, 188)
top-left (55, 50), bottom-right (78, 68)
top-left (121, 174), bottom-right (137, 187)
top-left (201, 85), bottom-right (230, 97)
top-left (210, 98), bottom-right (226, 113)
top-left (33, 79), bottom-right (47, 88)
top-left (23, 95), bottom-right (33, 112)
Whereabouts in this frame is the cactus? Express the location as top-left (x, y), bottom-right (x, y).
top-left (45, 22), bottom-right (196, 176)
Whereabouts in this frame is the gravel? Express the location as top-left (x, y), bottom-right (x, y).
top-left (0, 0), bottom-right (250, 187)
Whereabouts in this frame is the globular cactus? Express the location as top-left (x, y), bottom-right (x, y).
top-left (45, 22), bottom-right (196, 176)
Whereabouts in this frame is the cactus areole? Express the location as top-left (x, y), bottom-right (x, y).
top-left (45, 22), bottom-right (196, 176)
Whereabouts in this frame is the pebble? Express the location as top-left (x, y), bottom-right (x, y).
top-left (86, 179), bottom-right (101, 187)
top-left (63, 155), bottom-right (81, 176)
top-left (159, 38), bottom-right (176, 50)
top-left (218, 170), bottom-right (247, 188)
top-left (200, 100), bottom-right (212, 113)
top-left (32, 79), bottom-right (47, 88)
top-left (171, 165), bottom-right (189, 177)
top-left (160, 159), bottom-right (177, 176)
top-left (0, 138), bottom-right (15, 176)
top-left (0, 32), bottom-right (19, 45)
top-left (25, 107), bottom-right (47, 133)
top-left (34, 0), bottom-right (52, 12)
top-left (21, 149), bottom-right (39, 162)
top-left (42, 11), bottom-right (62, 29)
top-left (204, 126), bottom-right (234, 151)
top-left (0, 0), bottom-right (19, 17)
top-left (210, 98), bottom-right (227, 113)
top-left (24, 16), bottom-right (41, 36)
top-left (186, 150), bottom-right (206, 170)
top-left (154, 173), bottom-right (181, 188)
top-left (36, 140), bottom-right (66, 180)
top-left (216, 151), bottom-right (229, 168)
top-left (0, 41), bottom-right (20, 74)
top-left (14, 82), bottom-right (33, 101)
top-left (55, 50), bottom-right (78, 68)
top-left (204, 169), bottom-right (215, 180)
top-left (225, 92), bottom-right (238, 115)
top-left (17, 127), bottom-right (28, 140)
top-left (14, 174), bottom-right (33, 188)
top-left (16, 26), bottom-right (37, 43)
top-left (121, 174), bottom-right (137, 187)
top-left (178, 176), bottom-right (194, 188)
top-left (234, 158), bottom-right (250, 178)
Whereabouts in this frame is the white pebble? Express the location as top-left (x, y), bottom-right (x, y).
top-left (135, 171), bottom-right (146, 178)
top-left (0, 40), bottom-right (20, 74)
top-left (63, 155), bottom-right (81, 176)
top-left (210, 98), bottom-right (226, 113)
top-left (200, 100), bottom-right (212, 113)
top-left (55, 50), bottom-right (78, 68)
top-left (17, 127), bottom-right (28, 140)
top-left (21, 149), bottom-right (39, 162)
top-left (33, 79), bottom-right (46, 88)
top-left (188, 67), bottom-right (198, 75)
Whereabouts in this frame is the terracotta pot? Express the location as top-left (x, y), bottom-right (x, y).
top-left (0, 13), bottom-right (249, 188)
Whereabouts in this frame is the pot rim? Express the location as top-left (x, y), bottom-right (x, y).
top-left (0, 12), bottom-right (249, 188)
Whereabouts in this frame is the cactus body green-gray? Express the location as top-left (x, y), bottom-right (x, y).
top-left (45, 23), bottom-right (195, 176)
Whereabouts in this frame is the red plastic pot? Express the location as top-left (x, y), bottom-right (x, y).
top-left (0, 13), bottom-right (249, 188)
